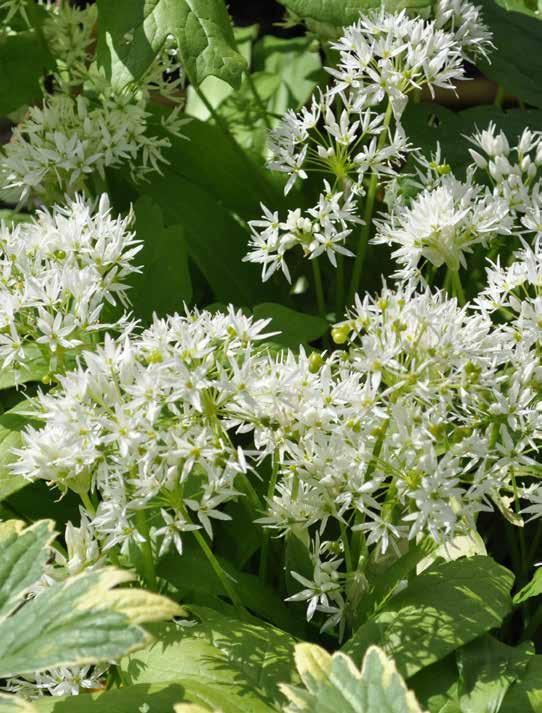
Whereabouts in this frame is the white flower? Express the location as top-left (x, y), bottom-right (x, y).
top-left (374, 172), bottom-right (512, 281)
top-left (0, 194), bottom-right (140, 378)
top-left (433, 0), bottom-right (493, 60)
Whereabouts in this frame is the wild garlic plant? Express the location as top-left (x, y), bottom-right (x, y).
top-left (0, 194), bottom-right (139, 380)
top-left (0, 2), bottom-right (186, 205)
top-left (245, 2), bottom-right (493, 309)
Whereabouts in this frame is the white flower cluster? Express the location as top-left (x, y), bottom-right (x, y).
top-left (12, 308), bottom-right (276, 557)
top-left (374, 170), bottom-right (512, 282)
top-left (1, 4), bottom-right (187, 204)
top-left (376, 126), bottom-right (542, 284)
top-left (12, 242), bottom-right (542, 629)
top-left (433, 0), bottom-right (493, 60)
top-left (247, 3), bottom-right (491, 282)
top-left (245, 184), bottom-right (361, 281)
top-left (469, 123), bottom-right (542, 213)
top-left (0, 194), bottom-right (140, 378)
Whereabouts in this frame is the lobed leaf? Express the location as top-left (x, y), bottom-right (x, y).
top-left (281, 643), bottom-right (427, 712)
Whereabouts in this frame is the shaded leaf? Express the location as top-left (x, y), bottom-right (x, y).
top-left (458, 635), bottom-right (534, 713)
top-left (33, 683), bottom-right (186, 713)
top-left (121, 606), bottom-right (296, 710)
top-left (0, 31), bottom-right (52, 115)
top-left (158, 546), bottom-right (301, 634)
top-left (342, 556), bottom-right (514, 679)
top-left (276, 0), bottom-right (431, 26)
top-left (131, 197), bottom-right (193, 322)
top-left (499, 655), bottom-right (542, 713)
top-left (253, 303), bottom-right (328, 348)
top-left (477, 0), bottom-right (542, 108)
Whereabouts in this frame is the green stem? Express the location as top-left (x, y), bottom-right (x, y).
top-left (348, 102), bottom-right (393, 304)
top-left (135, 509), bottom-right (157, 591)
top-left (494, 85), bottom-right (505, 108)
top-left (340, 520), bottom-right (353, 572)
top-left (193, 528), bottom-right (249, 618)
top-left (312, 258), bottom-right (326, 318)
top-left (80, 491), bottom-right (96, 516)
top-left (335, 254), bottom-right (345, 320)
top-left (449, 269), bottom-right (466, 305)
top-left (259, 459), bottom-right (279, 581)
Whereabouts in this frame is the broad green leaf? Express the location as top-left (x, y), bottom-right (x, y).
top-left (513, 568), bottom-right (542, 604)
top-left (500, 656), bottom-right (542, 713)
top-left (121, 606), bottom-right (296, 710)
top-left (185, 24), bottom-right (259, 120)
top-left (131, 197), bottom-right (193, 322)
top-left (175, 0), bottom-right (246, 89)
top-left (357, 538), bottom-right (438, 623)
top-left (342, 556), bottom-right (514, 679)
top-left (253, 36), bottom-right (325, 118)
top-left (409, 656), bottom-right (461, 713)
top-left (458, 636), bottom-right (534, 713)
top-left (281, 643), bottom-right (427, 713)
top-left (158, 546), bottom-right (302, 634)
top-left (0, 520), bottom-right (55, 619)
top-left (0, 564), bottom-right (183, 678)
top-left (275, 0), bottom-right (431, 26)
top-left (97, 0), bottom-right (246, 90)
top-left (253, 304), bottom-right (328, 347)
top-left (0, 30), bottom-right (52, 115)
top-left (136, 120), bottom-right (281, 305)
top-left (33, 682), bottom-right (187, 713)
top-left (475, 0), bottom-right (542, 108)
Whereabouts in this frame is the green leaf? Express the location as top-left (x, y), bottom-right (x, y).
top-left (275, 0), bottom-right (431, 26)
top-left (158, 546), bottom-right (302, 634)
top-left (0, 523), bottom-right (183, 678)
top-left (131, 197), bottom-right (193, 322)
top-left (0, 519), bottom-right (55, 619)
top-left (458, 636), bottom-right (534, 713)
top-left (357, 538), bottom-right (438, 623)
top-left (33, 683), bottom-right (187, 713)
top-left (0, 30), bottom-right (52, 115)
top-left (513, 568), bottom-right (542, 604)
top-left (135, 120), bottom-right (281, 305)
top-left (500, 656), bottom-right (542, 713)
top-left (97, 0), bottom-right (246, 90)
top-left (342, 556), bottom-right (514, 679)
top-left (476, 0), bottom-right (542, 107)
top-left (253, 304), bottom-right (328, 348)
top-left (253, 36), bottom-right (325, 118)
top-left (121, 606), bottom-right (296, 710)
top-left (402, 104), bottom-right (542, 176)
top-left (0, 343), bottom-right (50, 392)
top-left (176, 0), bottom-right (246, 89)
top-left (281, 643), bottom-right (426, 713)
top-left (409, 656), bottom-right (461, 713)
